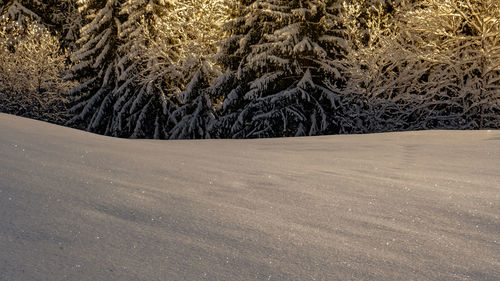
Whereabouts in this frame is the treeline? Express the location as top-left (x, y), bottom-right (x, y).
top-left (1, 0), bottom-right (498, 138)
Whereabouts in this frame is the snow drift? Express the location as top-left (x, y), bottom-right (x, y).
top-left (0, 113), bottom-right (499, 280)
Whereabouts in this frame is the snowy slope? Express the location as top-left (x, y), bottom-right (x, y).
top-left (0, 113), bottom-right (499, 280)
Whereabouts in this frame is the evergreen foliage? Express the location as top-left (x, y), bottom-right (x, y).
top-left (138, 0), bottom-right (236, 139)
top-left (67, 0), bottom-right (172, 138)
top-left (66, 0), bottom-right (232, 139)
top-left (168, 60), bottom-right (221, 139)
top-left (212, 0), bottom-right (353, 138)
top-left (66, 0), bottom-right (125, 135)
top-left (111, 0), bottom-right (174, 138)
top-left (1, 0), bottom-right (42, 24)
top-left (1, 0), bottom-right (82, 50)
top-left (1, 0), bottom-right (498, 138)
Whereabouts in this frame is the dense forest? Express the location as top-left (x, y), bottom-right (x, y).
top-left (0, 0), bottom-right (499, 139)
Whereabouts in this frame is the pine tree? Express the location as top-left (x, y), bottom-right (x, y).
top-left (66, 0), bottom-right (125, 135)
top-left (1, 0), bottom-right (82, 51)
top-left (133, 0), bottom-right (236, 139)
top-left (109, 0), bottom-right (174, 138)
top-left (45, 0), bottom-right (83, 51)
top-left (161, 0), bottom-right (237, 139)
top-left (212, 0), bottom-right (350, 138)
top-left (69, 0), bottom-right (199, 139)
top-left (1, 0), bottom-right (42, 24)
top-left (168, 60), bottom-right (220, 139)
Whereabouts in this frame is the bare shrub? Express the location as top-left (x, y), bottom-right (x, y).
top-left (342, 0), bottom-right (500, 130)
top-left (0, 17), bottom-right (74, 123)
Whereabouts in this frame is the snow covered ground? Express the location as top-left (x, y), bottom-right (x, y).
top-left (0, 113), bottom-right (499, 280)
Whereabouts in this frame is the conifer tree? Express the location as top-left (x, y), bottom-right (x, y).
top-left (168, 60), bottom-right (220, 139)
top-left (1, 0), bottom-right (41, 24)
top-left (212, 0), bottom-right (350, 138)
top-left (46, 0), bottom-right (82, 51)
top-left (165, 0), bottom-right (237, 139)
top-left (69, 0), bottom-right (237, 139)
top-left (68, 0), bottom-right (192, 139)
top-left (1, 0), bottom-right (82, 50)
top-left (110, 0), bottom-right (174, 138)
top-left (66, 0), bottom-right (125, 135)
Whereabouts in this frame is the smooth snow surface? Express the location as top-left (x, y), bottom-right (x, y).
top-left (1, 113), bottom-right (499, 280)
